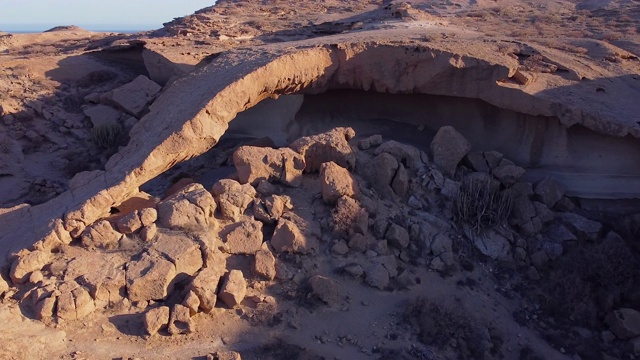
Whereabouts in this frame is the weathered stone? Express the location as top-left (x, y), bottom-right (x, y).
top-left (83, 104), bottom-right (122, 128)
top-left (254, 249), bottom-right (276, 280)
top-left (365, 263), bottom-right (389, 290)
top-left (0, 276), bottom-right (9, 295)
top-left (254, 195), bottom-right (292, 223)
top-left (605, 308), bottom-right (640, 340)
top-left (140, 224), bottom-right (158, 242)
top-left (10, 250), bottom-right (51, 284)
top-left (374, 140), bottom-right (424, 171)
top-left (126, 253), bottom-right (176, 302)
top-left (348, 233), bottom-right (372, 253)
top-left (331, 241), bottom-right (349, 255)
top-left (320, 162), bottom-right (357, 204)
top-left (358, 134), bottom-right (382, 150)
top-left (56, 291), bottom-right (76, 320)
top-left (471, 230), bottom-right (512, 261)
top-left (151, 232), bottom-right (203, 277)
top-left (361, 153), bottom-right (398, 199)
top-left (168, 304), bottom-right (195, 335)
top-left (430, 233), bottom-right (453, 256)
top-left (533, 201), bottom-right (554, 223)
top-left (385, 223), bottom-right (410, 249)
top-left (546, 223), bottom-right (577, 242)
top-left (73, 287), bottom-right (95, 319)
top-left (344, 264), bottom-right (364, 277)
top-left (397, 270), bottom-right (418, 289)
top-left (430, 126), bottom-right (471, 177)
top-left (440, 179), bottom-right (460, 199)
top-left (233, 146), bottom-right (305, 187)
top-left (373, 255), bottom-right (398, 278)
top-left (534, 176), bottom-right (564, 208)
top-left (157, 183), bottom-right (216, 230)
top-left (255, 179), bottom-right (279, 196)
top-left (391, 163), bottom-right (409, 197)
top-left (34, 295), bottom-right (57, 320)
top-left (510, 195), bottom-right (536, 227)
top-left (116, 210), bottom-right (143, 234)
top-left (144, 306), bottom-right (170, 336)
top-left (190, 267), bottom-right (223, 313)
top-left (66, 254), bottom-right (125, 307)
top-left (530, 250), bottom-right (549, 271)
top-left (101, 75), bottom-right (161, 118)
top-left (483, 151), bottom-right (503, 169)
top-left (212, 179), bottom-right (256, 221)
top-left (219, 270), bottom-right (247, 308)
top-left (222, 219), bottom-right (263, 255)
top-left (309, 275), bottom-right (339, 306)
top-left (493, 164), bottom-right (525, 185)
top-left (81, 220), bottom-right (122, 250)
top-left (139, 207), bottom-right (158, 227)
top-left (271, 219), bottom-right (311, 254)
top-left (542, 241), bottom-right (563, 260)
top-left (465, 151), bottom-right (490, 173)
top-left (289, 127), bottom-right (356, 172)
top-left (183, 290), bottom-right (200, 316)
top-left (557, 212), bottom-right (602, 241)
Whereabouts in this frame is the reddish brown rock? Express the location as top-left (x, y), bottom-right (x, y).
top-left (289, 127), bottom-right (356, 172)
top-left (233, 146), bottom-right (305, 187)
top-left (320, 161), bottom-right (357, 204)
top-left (218, 270), bottom-right (247, 308)
top-left (221, 219), bottom-right (264, 255)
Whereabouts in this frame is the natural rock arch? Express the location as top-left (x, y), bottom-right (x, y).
top-left (1, 40), bottom-right (638, 265)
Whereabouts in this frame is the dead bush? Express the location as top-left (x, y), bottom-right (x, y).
top-left (539, 236), bottom-right (640, 328)
top-left (455, 175), bottom-right (513, 232)
top-left (91, 123), bottom-right (123, 149)
top-left (407, 298), bottom-right (487, 359)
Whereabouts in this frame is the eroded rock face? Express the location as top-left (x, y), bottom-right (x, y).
top-left (157, 183), bottom-right (216, 230)
top-left (125, 253), bottom-right (177, 302)
top-left (233, 146), bottom-right (305, 187)
top-left (10, 250), bottom-right (51, 284)
top-left (101, 75), bottom-right (162, 118)
top-left (289, 127), bottom-right (356, 172)
top-left (81, 220), bottom-right (122, 250)
top-left (212, 179), bottom-right (256, 221)
top-left (144, 306), bottom-right (170, 336)
top-left (190, 267), bottom-right (224, 313)
top-left (221, 219), bottom-right (264, 255)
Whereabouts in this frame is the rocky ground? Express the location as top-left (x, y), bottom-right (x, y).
top-left (1, 0), bottom-right (640, 359)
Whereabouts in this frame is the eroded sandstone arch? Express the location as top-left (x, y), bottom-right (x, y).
top-left (1, 39), bottom-right (639, 265)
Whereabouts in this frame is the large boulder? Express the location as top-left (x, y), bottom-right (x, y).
top-left (115, 210), bottom-right (143, 234)
top-left (211, 179), bottom-right (256, 221)
top-left (271, 218), bottom-right (311, 254)
top-left (320, 161), bottom-right (357, 204)
top-left (157, 183), bottom-right (216, 230)
top-left (365, 263), bottom-right (390, 290)
top-left (253, 195), bottom-right (292, 224)
top-left (254, 248), bottom-right (276, 280)
top-left (10, 250), bottom-right (51, 284)
top-left (556, 212), bottom-right (602, 241)
top-left (144, 306), bottom-right (170, 336)
top-left (218, 270), bottom-right (247, 308)
top-left (374, 140), bottom-right (424, 171)
top-left (190, 267), bottom-right (224, 313)
top-left (56, 286), bottom-right (95, 320)
top-left (80, 220), bottom-right (122, 250)
top-left (150, 232), bottom-right (203, 277)
top-left (168, 304), bottom-right (195, 335)
top-left (65, 253), bottom-right (125, 307)
top-left (360, 153), bottom-right (398, 199)
top-left (125, 253), bottom-right (177, 302)
top-left (430, 126), bottom-right (471, 177)
top-left (534, 176), bottom-right (565, 208)
top-left (385, 223), bottom-right (410, 249)
top-left (289, 127), bottom-right (356, 172)
top-left (100, 75), bottom-right (162, 118)
top-left (221, 219), bottom-right (264, 255)
top-left (233, 146), bottom-right (305, 187)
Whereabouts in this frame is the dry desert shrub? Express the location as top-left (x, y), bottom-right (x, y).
top-left (539, 236), bottom-right (640, 328)
top-left (455, 175), bottom-right (513, 232)
top-left (407, 298), bottom-right (488, 359)
top-left (91, 123), bottom-right (123, 149)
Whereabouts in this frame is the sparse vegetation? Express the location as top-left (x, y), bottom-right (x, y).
top-left (455, 175), bottom-right (513, 232)
top-left (91, 123), bottom-right (123, 149)
top-left (407, 298), bottom-right (487, 359)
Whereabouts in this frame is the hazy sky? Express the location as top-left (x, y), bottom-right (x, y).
top-left (0, 0), bottom-right (217, 31)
